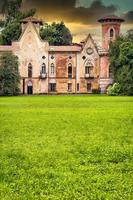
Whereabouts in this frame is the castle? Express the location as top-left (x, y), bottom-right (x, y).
top-left (0, 15), bottom-right (124, 94)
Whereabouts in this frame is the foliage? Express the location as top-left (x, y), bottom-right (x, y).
top-left (0, 1), bottom-right (72, 45)
top-left (0, 22), bottom-right (21, 45)
top-left (0, 0), bottom-right (36, 45)
top-left (0, 96), bottom-right (133, 199)
top-left (0, 0), bottom-right (8, 15)
top-left (107, 83), bottom-right (121, 96)
top-left (40, 22), bottom-right (73, 45)
top-left (116, 65), bottom-right (133, 95)
top-left (5, 0), bottom-right (22, 23)
top-left (0, 53), bottom-right (20, 95)
top-left (109, 31), bottom-right (133, 95)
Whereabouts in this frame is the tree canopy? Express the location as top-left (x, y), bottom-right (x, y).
top-left (40, 22), bottom-right (73, 45)
top-left (0, 1), bottom-right (73, 45)
top-left (109, 31), bottom-right (133, 95)
top-left (0, 53), bottom-right (20, 96)
top-left (0, 0), bottom-right (36, 45)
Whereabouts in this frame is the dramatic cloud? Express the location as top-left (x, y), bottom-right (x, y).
top-left (123, 11), bottom-right (133, 23)
top-left (0, 0), bottom-right (132, 42)
top-left (64, 0), bottom-right (117, 24)
top-left (22, 0), bottom-right (76, 11)
top-left (22, 0), bottom-right (117, 24)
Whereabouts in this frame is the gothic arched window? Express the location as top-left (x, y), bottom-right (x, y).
top-left (41, 63), bottom-right (46, 74)
top-left (85, 66), bottom-right (90, 74)
top-left (110, 29), bottom-right (114, 38)
top-left (68, 63), bottom-right (72, 78)
top-left (85, 61), bottom-right (93, 77)
top-left (28, 63), bottom-right (32, 78)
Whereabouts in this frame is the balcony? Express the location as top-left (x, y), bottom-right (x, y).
top-left (40, 73), bottom-right (47, 79)
top-left (85, 73), bottom-right (94, 79)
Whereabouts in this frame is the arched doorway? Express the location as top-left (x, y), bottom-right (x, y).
top-left (27, 81), bottom-right (33, 95)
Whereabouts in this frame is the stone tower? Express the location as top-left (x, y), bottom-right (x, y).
top-left (98, 15), bottom-right (124, 50)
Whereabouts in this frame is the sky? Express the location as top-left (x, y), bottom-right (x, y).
top-left (3, 0), bottom-right (133, 43)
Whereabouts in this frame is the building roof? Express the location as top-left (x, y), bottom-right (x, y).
top-left (98, 15), bottom-right (125, 23)
top-left (0, 46), bottom-right (12, 51)
top-left (21, 16), bottom-right (43, 25)
top-left (49, 45), bottom-right (82, 52)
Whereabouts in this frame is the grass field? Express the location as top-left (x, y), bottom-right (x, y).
top-left (0, 95), bottom-right (133, 200)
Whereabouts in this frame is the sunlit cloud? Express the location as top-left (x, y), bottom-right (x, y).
top-left (0, 0), bottom-right (132, 42)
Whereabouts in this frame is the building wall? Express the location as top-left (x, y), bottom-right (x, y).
top-left (77, 36), bottom-right (100, 93)
top-left (0, 21), bottom-right (112, 94)
top-left (12, 22), bottom-right (49, 94)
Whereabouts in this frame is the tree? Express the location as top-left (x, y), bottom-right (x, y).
top-left (40, 22), bottom-right (73, 45)
top-left (0, 22), bottom-right (21, 45)
top-left (0, 53), bottom-right (20, 96)
top-left (109, 31), bottom-right (133, 95)
top-left (5, 0), bottom-right (22, 23)
top-left (0, 0), bottom-right (36, 45)
top-left (0, 0), bottom-right (8, 16)
top-left (117, 65), bottom-right (133, 95)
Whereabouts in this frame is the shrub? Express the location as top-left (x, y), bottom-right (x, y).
top-left (107, 83), bottom-right (121, 96)
top-left (92, 88), bottom-right (101, 94)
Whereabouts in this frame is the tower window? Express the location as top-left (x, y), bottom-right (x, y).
top-left (110, 29), bottom-right (114, 38)
top-left (28, 63), bottom-right (32, 78)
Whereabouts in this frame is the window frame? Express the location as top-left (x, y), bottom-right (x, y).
top-left (50, 63), bottom-right (55, 75)
top-left (68, 83), bottom-right (72, 93)
top-left (41, 63), bottom-right (46, 74)
top-left (68, 63), bottom-right (72, 79)
top-left (49, 83), bottom-right (56, 92)
top-left (85, 66), bottom-right (90, 74)
top-left (28, 63), bottom-right (32, 78)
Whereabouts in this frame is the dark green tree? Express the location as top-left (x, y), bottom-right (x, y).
top-left (0, 22), bottom-right (21, 45)
top-left (0, 0), bottom-right (8, 16)
top-left (0, 53), bottom-right (20, 96)
top-left (109, 31), bottom-right (133, 95)
top-left (0, 0), bottom-right (36, 45)
top-left (40, 22), bottom-right (73, 45)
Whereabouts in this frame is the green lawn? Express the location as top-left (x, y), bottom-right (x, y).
top-left (0, 95), bottom-right (133, 200)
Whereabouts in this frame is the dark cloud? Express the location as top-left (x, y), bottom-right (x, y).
top-left (22, 0), bottom-right (75, 10)
top-left (1, 0), bottom-right (132, 25)
top-left (65, 0), bottom-right (117, 24)
top-left (123, 11), bottom-right (133, 23)
top-left (22, 0), bottom-right (117, 24)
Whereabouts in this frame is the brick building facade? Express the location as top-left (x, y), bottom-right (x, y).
top-left (0, 15), bottom-right (124, 94)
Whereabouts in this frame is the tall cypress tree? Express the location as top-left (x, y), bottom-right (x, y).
top-left (0, 53), bottom-right (20, 96)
